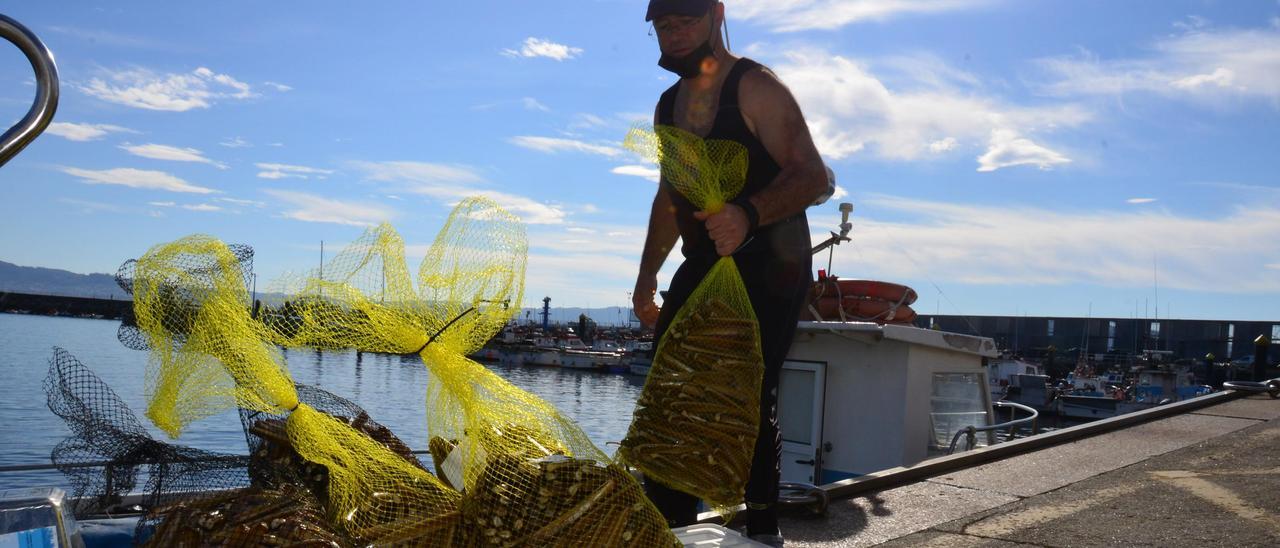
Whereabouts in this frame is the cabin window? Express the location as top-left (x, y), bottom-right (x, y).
top-left (1150, 321), bottom-right (1161, 339)
top-left (778, 369), bottom-right (815, 444)
top-left (1047, 319), bottom-right (1055, 337)
top-left (1227, 323), bottom-right (1235, 358)
top-left (1107, 321), bottom-right (1117, 352)
top-left (1272, 325), bottom-right (1279, 344)
top-left (929, 373), bottom-right (989, 451)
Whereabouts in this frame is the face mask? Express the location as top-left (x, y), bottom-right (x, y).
top-left (658, 38), bottom-right (715, 79)
top-left (656, 12), bottom-right (717, 79)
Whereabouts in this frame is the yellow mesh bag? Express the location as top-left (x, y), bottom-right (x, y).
top-left (620, 125), bottom-right (766, 514)
top-left (135, 196), bottom-right (678, 546)
top-left (133, 236), bottom-right (460, 544)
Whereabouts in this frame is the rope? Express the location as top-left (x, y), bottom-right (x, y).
top-left (408, 307), bottom-right (477, 355)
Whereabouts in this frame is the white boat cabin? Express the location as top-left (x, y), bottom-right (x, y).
top-left (777, 321), bottom-right (997, 485)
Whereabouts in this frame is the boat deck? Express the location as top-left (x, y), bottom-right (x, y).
top-left (776, 394), bottom-right (1280, 547)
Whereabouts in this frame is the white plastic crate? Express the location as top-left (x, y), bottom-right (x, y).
top-left (672, 524), bottom-right (770, 547)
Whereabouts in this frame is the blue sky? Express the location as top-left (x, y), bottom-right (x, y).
top-left (1, 0), bottom-right (1278, 321)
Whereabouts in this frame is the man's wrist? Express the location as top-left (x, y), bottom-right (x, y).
top-left (731, 196), bottom-right (760, 232)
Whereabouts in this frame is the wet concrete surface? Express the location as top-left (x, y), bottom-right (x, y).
top-left (778, 394), bottom-right (1280, 547)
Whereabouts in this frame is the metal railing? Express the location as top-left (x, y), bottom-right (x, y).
top-left (0, 449), bottom-right (434, 475)
top-left (1223, 377), bottom-right (1280, 399)
top-left (0, 14), bottom-right (59, 168)
top-left (948, 400), bottom-right (1039, 455)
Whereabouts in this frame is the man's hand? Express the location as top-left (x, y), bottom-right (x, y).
top-left (694, 204), bottom-right (749, 256)
top-left (632, 275), bottom-right (661, 328)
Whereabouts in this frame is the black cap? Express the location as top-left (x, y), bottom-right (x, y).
top-left (645, 0), bottom-right (715, 22)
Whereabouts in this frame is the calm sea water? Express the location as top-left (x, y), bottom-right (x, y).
top-left (0, 313), bottom-right (644, 489)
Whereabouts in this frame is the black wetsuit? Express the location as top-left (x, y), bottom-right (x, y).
top-left (644, 58), bottom-right (813, 535)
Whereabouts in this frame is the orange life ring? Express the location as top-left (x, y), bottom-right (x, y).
top-left (810, 295), bottom-right (918, 324)
top-left (813, 279), bottom-right (918, 306)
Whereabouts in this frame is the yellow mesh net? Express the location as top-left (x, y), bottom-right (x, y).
top-left (133, 235), bottom-right (460, 543)
top-left (624, 124), bottom-right (748, 214)
top-left (620, 125), bottom-right (766, 515)
top-left (132, 196), bottom-right (678, 546)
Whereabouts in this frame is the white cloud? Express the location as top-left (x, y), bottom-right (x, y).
top-left (468, 190), bottom-right (568, 225)
top-left (121, 143), bottom-right (228, 169)
top-left (1127, 198), bottom-right (1158, 204)
top-left (820, 195), bottom-right (1280, 293)
top-left (148, 201), bottom-right (176, 207)
top-left (182, 203), bottom-right (222, 212)
top-left (976, 129), bottom-right (1071, 172)
top-left (580, 204), bottom-right (600, 214)
top-left (1173, 15), bottom-right (1210, 33)
top-left (78, 66), bottom-right (256, 111)
top-left (1036, 26), bottom-right (1280, 102)
top-left (349, 161), bottom-right (566, 225)
top-left (567, 227), bottom-right (596, 234)
top-left (58, 198), bottom-right (126, 214)
top-left (45, 122), bottom-right (135, 142)
top-left (502, 37), bottom-right (583, 61)
top-left (217, 197), bottom-right (266, 207)
top-left (1170, 67), bottom-right (1236, 90)
top-left (570, 113), bottom-right (609, 130)
top-left (767, 47), bottom-right (1087, 170)
top-left (522, 97), bottom-right (551, 112)
top-left (265, 189), bottom-right (396, 227)
top-left (524, 253), bottom-right (645, 306)
top-left (351, 161), bottom-right (485, 186)
top-left (255, 162), bottom-right (334, 180)
top-left (220, 137), bottom-right (251, 148)
top-left (928, 137), bottom-right (958, 153)
top-left (731, 0), bottom-right (994, 32)
top-left (611, 165), bottom-right (661, 182)
top-left (510, 136), bottom-right (624, 158)
top-left (830, 185), bottom-right (849, 201)
top-left (61, 167), bottom-right (217, 194)
top-left (263, 81), bottom-right (293, 92)
top-left (1268, 263), bottom-right (1280, 271)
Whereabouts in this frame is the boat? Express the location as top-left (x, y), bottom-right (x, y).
top-left (1056, 364), bottom-right (1212, 419)
top-left (987, 356), bottom-right (1045, 400)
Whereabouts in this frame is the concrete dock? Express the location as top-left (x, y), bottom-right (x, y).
top-left (777, 394), bottom-right (1280, 547)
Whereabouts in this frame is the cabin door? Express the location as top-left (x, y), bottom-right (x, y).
top-left (778, 360), bottom-right (826, 484)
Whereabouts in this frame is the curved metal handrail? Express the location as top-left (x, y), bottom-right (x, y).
top-left (948, 400), bottom-right (1040, 455)
top-left (1223, 377), bottom-right (1280, 399)
top-left (0, 14), bottom-right (59, 168)
top-left (777, 481), bottom-right (830, 515)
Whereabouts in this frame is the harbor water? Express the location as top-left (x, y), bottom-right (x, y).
top-left (0, 313), bottom-right (645, 489)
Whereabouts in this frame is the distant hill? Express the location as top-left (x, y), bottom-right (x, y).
top-left (0, 260), bottom-right (641, 324)
top-left (0, 260), bottom-right (127, 300)
top-left (515, 306), bottom-right (635, 328)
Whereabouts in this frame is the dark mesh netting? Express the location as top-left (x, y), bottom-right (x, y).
top-left (117, 310), bottom-right (149, 352)
top-left (43, 347), bottom-right (251, 519)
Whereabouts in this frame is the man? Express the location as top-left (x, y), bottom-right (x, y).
top-left (631, 1), bottom-right (829, 545)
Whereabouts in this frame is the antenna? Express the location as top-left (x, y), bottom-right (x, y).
top-left (810, 202), bottom-right (855, 273)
